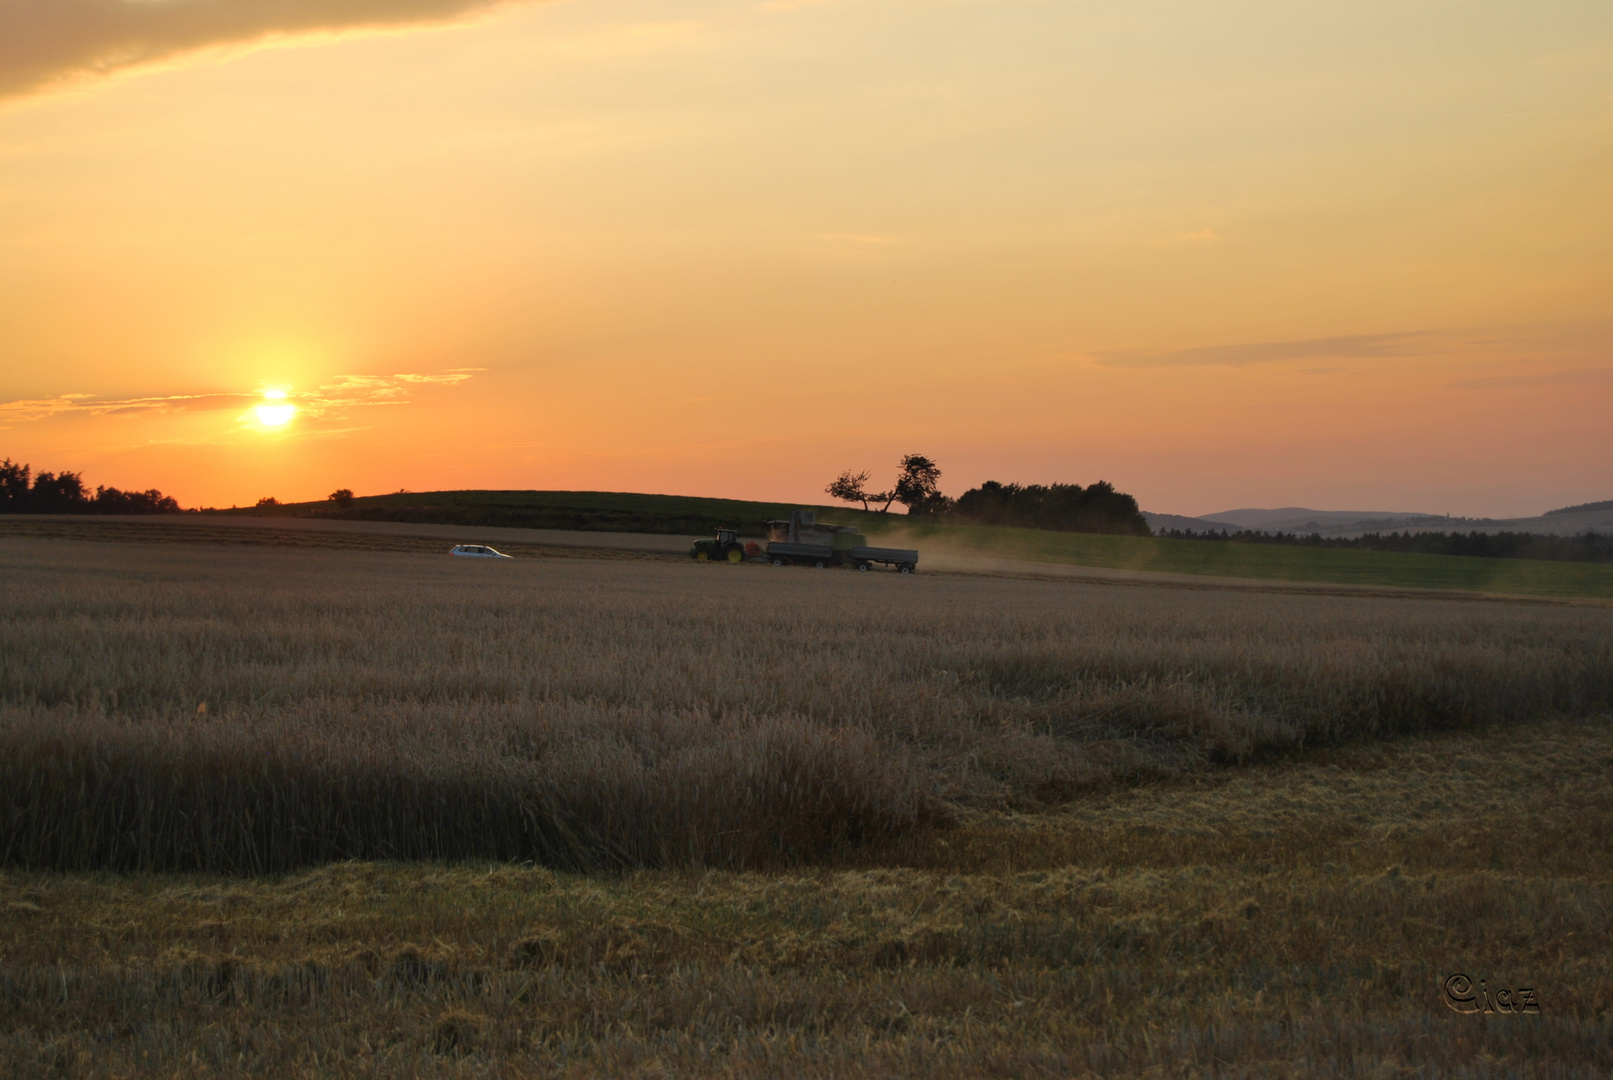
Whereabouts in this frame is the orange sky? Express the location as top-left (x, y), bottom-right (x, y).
top-left (2, 0), bottom-right (1610, 517)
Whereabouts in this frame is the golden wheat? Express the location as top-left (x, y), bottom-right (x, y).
top-left (2, 538), bottom-right (1611, 871)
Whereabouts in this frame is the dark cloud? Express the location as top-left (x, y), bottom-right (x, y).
top-left (0, 0), bottom-right (519, 100)
top-left (1093, 332), bottom-right (1425, 369)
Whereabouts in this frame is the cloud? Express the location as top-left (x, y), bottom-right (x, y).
top-left (1093, 332), bottom-right (1425, 369)
top-left (0, 391), bottom-right (254, 422)
top-left (0, 370), bottom-right (479, 425)
top-left (0, 0), bottom-right (525, 101)
top-left (1449, 367), bottom-right (1613, 390)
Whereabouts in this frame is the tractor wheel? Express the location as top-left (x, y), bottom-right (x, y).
top-left (695, 551), bottom-right (709, 562)
top-left (726, 547), bottom-right (744, 564)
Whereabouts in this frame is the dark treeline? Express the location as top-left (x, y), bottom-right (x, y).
top-left (1155, 527), bottom-right (1613, 564)
top-left (0, 459), bottom-right (182, 515)
top-left (948, 480), bottom-right (1151, 536)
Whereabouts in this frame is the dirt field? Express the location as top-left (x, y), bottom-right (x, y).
top-left (2, 537), bottom-right (1609, 1076)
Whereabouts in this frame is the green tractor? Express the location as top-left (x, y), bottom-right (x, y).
top-left (689, 528), bottom-right (749, 564)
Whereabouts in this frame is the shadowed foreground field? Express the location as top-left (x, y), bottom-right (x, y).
top-left (2, 539), bottom-right (1610, 1076)
top-left (3, 721), bottom-right (1609, 1077)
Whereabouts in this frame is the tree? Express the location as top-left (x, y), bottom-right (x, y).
top-left (328, 488), bottom-right (355, 509)
top-left (825, 470), bottom-right (873, 511)
top-left (826, 468), bottom-right (898, 512)
top-left (0, 459), bottom-right (30, 513)
top-left (0, 459), bottom-right (181, 514)
top-left (256, 496), bottom-right (280, 508)
top-left (28, 470), bottom-right (89, 513)
top-left (92, 486), bottom-right (181, 514)
top-left (892, 454), bottom-right (949, 515)
top-left (951, 478), bottom-right (1148, 535)
top-left (826, 456), bottom-right (946, 515)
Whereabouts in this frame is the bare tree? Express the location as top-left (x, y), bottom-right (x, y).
top-left (826, 469), bottom-right (899, 512)
top-left (825, 470), bottom-right (873, 511)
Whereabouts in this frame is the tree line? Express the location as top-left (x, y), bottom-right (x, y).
top-left (826, 456), bottom-right (1149, 535)
top-left (1155, 527), bottom-right (1613, 563)
top-left (0, 459), bottom-right (183, 515)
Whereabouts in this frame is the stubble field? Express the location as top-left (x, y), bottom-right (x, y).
top-left (2, 538), bottom-right (1610, 1077)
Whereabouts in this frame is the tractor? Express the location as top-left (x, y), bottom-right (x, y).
top-left (689, 528), bottom-right (749, 564)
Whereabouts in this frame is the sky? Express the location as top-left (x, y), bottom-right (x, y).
top-left (1, 0), bottom-right (1609, 518)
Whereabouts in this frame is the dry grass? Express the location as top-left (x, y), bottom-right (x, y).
top-left (2, 720), bottom-right (1609, 1078)
top-left (2, 539), bottom-right (1611, 872)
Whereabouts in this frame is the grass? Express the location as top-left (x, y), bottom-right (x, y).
top-left (202, 486), bottom-right (1613, 598)
top-left (2, 536), bottom-right (1611, 1076)
top-left (873, 519), bottom-right (1613, 599)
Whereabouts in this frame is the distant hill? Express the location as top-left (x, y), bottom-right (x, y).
top-left (1200, 507), bottom-right (1452, 532)
top-left (1140, 511), bottom-right (1225, 533)
top-left (1184, 504), bottom-right (1613, 538)
top-left (1546, 499), bottom-right (1613, 517)
top-left (211, 489), bottom-right (910, 538)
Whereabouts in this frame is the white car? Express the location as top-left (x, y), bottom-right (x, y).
top-left (449, 544), bottom-right (512, 559)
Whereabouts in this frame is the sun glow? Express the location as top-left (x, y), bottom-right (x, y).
top-left (253, 389), bottom-right (296, 427)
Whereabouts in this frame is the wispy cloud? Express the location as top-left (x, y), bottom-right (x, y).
top-left (0, 391), bottom-right (254, 423)
top-left (1450, 367), bottom-right (1613, 390)
top-left (0, 370), bottom-right (479, 426)
top-left (0, 0), bottom-right (530, 102)
top-left (1093, 332), bottom-right (1425, 369)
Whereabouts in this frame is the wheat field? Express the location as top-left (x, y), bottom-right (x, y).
top-left (2, 538), bottom-right (1611, 872)
top-left (3, 537), bottom-right (1611, 1077)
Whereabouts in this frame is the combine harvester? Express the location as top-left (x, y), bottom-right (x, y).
top-left (689, 511), bottom-right (918, 573)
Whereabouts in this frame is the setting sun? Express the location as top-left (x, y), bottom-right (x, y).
top-left (253, 393), bottom-right (296, 428)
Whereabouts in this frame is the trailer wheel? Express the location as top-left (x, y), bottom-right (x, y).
top-left (813, 559), bottom-right (827, 569)
top-left (856, 561), bottom-right (871, 572)
top-left (898, 563), bottom-right (914, 574)
top-left (770, 556), bottom-right (786, 566)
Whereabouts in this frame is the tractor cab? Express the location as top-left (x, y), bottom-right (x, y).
top-left (689, 527), bottom-right (748, 564)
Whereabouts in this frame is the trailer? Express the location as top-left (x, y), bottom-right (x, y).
top-left (761, 511), bottom-right (918, 573)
